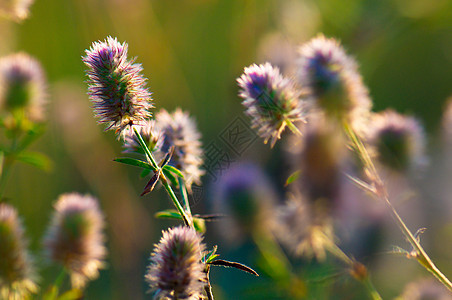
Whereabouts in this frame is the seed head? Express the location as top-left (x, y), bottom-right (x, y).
top-left (0, 52), bottom-right (46, 123)
top-left (146, 226), bottom-right (205, 300)
top-left (238, 62), bottom-right (306, 147)
top-left (83, 36), bottom-right (153, 134)
top-left (153, 108), bottom-right (204, 189)
top-left (44, 193), bottom-right (107, 288)
top-left (297, 35), bottom-right (371, 125)
top-left (123, 121), bottom-right (160, 154)
top-left (367, 110), bottom-right (426, 172)
top-left (0, 203), bottom-right (37, 299)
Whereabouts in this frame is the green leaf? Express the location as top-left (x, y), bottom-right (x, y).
top-left (163, 165), bottom-right (184, 178)
top-left (193, 217), bottom-right (206, 233)
top-left (155, 209), bottom-right (183, 220)
top-left (140, 168), bottom-right (152, 178)
top-left (203, 246), bottom-right (219, 264)
top-left (17, 124), bottom-right (46, 152)
top-left (16, 151), bottom-right (53, 172)
top-left (209, 259), bottom-right (259, 276)
top-left (42, 285), bottom-right (59, 300)
top-left (141, 172), bottom-right (160, 196)
top-left (57, 289), bottom-right (83, 300)
top-left (284, 170), bottom-right (300, 187)
top-left (114, 157), bottom-right (156, 171)
top-left (162, 168), bottom-right (178, 187)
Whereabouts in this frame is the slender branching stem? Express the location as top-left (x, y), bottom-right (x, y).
top-left (343, 122), bottom-right (452, 292)
top-left (133, 127), bottom-right (193, 227)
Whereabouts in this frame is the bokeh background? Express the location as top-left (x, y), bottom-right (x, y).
top-left (2, 0), bottom-right (452, 298)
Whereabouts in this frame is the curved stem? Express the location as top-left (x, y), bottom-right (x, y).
top-left (343, 122), bottom-right (452, 292)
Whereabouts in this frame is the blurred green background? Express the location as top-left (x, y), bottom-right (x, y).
top-left (2, 0), bottom-right (452, 298)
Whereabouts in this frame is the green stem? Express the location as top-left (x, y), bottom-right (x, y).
top-left (343, 122), bottom-right (452, 292)
top-left (178, 177), bottom-right (191, 215)
top-left (54, 268), bottom-right (66, 289)
top-left (133, 127), bottom-right (193, 227)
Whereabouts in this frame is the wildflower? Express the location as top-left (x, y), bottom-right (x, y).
top-left (238, 62), bottom-right (306, 147)
top-left (367, 110), bottom-right (426, 172)
top-left (0, 203), bottom-right (37, 299)
top-left (0, 52), bottom-right (46, 123)
top-left (44, 193), bottom-right (106, 288)
top-left (153, 108), bottom-right (204, 189)
top-left (83, 36), bottom-right (153, 134)
top-left (0, 0), bottom-right (34, 21)
top-left (297, 35), bottom-right (371, 124)
top-left (146, 226), bottom-right (205, 300)
top-left (212, 163), bottom-right (276, 244)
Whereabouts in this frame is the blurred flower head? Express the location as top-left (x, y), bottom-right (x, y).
top-left (238, 62), bottom-right (306, 147)
top-left (399, 278), bottom-right (452, 300)
top-left (83, 36), bottom-right (153, 134)
top-left (297, 35), bottom-right (371, 126)
top-left (212, 163), bottom-right (277, 244)
top-left (0, 0), bottom-right (34, 21)
top-left (0, 52), bottom-right (46, 123)
top-left (146, 226), bottom-right (205, 300)
top-left (0, 203), bottom-right (37, 299)
top-left (153, 108), bottom-right (204, 189)
top-left (367, 110), bottom-right (426, 173)
top-left (44, 193), bottom-right (106, 289)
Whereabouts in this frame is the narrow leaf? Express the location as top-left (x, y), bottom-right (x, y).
top-left (155, 209), bottom-right (183, 220)
top-left (202, 246), bottom-right (218, 264)
top-left (114, 157), bottom-right (156, 171)
top-left (284, 170), bottom-right (300, 187)
top-left (141, 172), bottom-right (160, 196)
top-left (209, 259), bottom-right (259, 276)
top-left (140, 168), bottom-right (152, 178)
top-left (42, 285), bottom-right (59, 300)
top-left (163, 165), bottom-right (184, 178)
top-left (162, 168), bottom-right (178, 187)
top-left (16, 151), bottom-right (53, 171)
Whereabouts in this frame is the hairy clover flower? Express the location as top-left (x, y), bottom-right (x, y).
top-left (83, 36), bottom-right (153, 134)
top-left (238, 62), bottom-right (306, 147)
top-left (146, 226), bottom-right (206, 300)
top-left (44, 193), bottom-right (107, 288)
top-left (0, 203), bottom-right (37, 299)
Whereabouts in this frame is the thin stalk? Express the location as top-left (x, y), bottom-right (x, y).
top-left (133, 127), bottom-right (193, 227)
top-left (178, 177), bottom-right (191, 215)
top-left (343, 122), bottom-right (452, 291)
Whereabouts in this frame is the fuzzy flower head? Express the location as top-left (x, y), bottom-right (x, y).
top-left (0, 52), bottom-right (46, 123)
top-left (0, 203), bottom-right (37, 299)
top-left (238, 62), bottom-right (306, 147)
top-left (44, 193), bottom-right (106, 289)
top-left (399, 278), bottom-right (452, 300)
top-left (297, 35), bottom-right (371, 125)
top-left (146, 226), bottom-right (206, 300)
top-left (83, 36), bottom-right (153, 134)
top-left (368, 110), bottom-right (426, 173)
top-left (153, 108), bottom-right (204, 189)
top-left (0, 0), bottom-right (34, 21)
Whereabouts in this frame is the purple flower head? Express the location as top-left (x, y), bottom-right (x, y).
top-left (238, 62), bottom-right (306, 147)
top-left (367, 110), bottom-right (426, 173)
top-left (0, 203), bottom-right (37, 299)
top-left (83, 37), bottom-right (153, 134)
top-left (297, 35), bottom-right (371, 125)
top-left (146, 226), bottom-right (205, 300)
top-left (0, 52), bottom-right (46, 123)
top-left (44, 193), bottom-right (107, 288)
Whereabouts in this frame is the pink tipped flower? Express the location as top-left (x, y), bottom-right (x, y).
top-left (0, 52), bottom-right (46, 122)
top-left (0, 203), bottom-right (37, 299)
top-left (146, 226), bottom-right (206, 300)
top-left (367, 110), bottom-right (426, 172)
top-left (44, 193), bottom-right (107, 288)
top-left (297, 35), bottom-right (371, 124)
top-left (83, 36), bottom-right (153, 134)
top-left (238, 62), bottom-right (306, 147)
